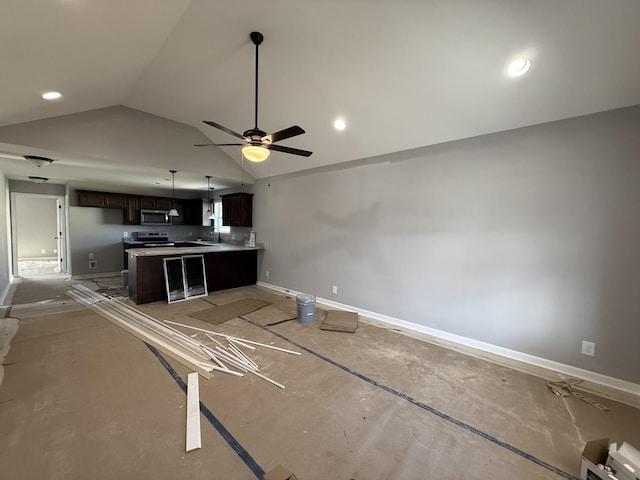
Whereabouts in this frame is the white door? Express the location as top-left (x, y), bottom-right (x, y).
top-left (10, 193), bottom-right (67, 276)
top-left (56, 197), bottom-right (66, 273)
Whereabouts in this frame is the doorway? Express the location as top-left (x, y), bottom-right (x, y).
top-left (10, 193), bottom-right (67, 277)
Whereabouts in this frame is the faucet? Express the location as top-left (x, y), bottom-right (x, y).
top-left (210, 228), bottom-right (221, 243)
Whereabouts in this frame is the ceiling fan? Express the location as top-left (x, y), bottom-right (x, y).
top-left (195, 31), bottom-right (312, 162)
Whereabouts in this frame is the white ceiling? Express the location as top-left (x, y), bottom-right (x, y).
top-left (1, 0), bottom-right (640, 195)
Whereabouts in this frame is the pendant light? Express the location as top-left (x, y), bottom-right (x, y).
top-left (205, 176), bottom-right (215, 220)
top-left (168, 170), bottom-right (179, 217)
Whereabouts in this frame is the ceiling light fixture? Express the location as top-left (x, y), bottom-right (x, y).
top-left (42, 91), bottom-right (62, 100)
top-left (208, 188), bottom-right (216, 220)
top-left (205, 175), bottom-right (215, 220)
top-left (242, 145), bottom-right (269, 162)
top-left (507, 58), bottom-right (531, 77)
top-left (24, 155), bottom-right (54, 167)
top-left (334, 119), bottom-right (346, 131)
top-left (28, 176), bottom-right (48, 184)
top-left (168, 170), bottom-right (179, 217)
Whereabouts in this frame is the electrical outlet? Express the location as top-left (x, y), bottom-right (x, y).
top-left (188, 231), bottom-right (192, 236)
top-left (89, 252), bottom-right (94, 259)
top-left (89, 260), bottom-right (97, 269)
top-left (581, 341), bottom-right (596, 357)
top-left (332, 285), bottom-right (338, 295)
top-left (265, 270), bottom-right (269, 278)
top-left (41, 249), bottom-right (46, 254)
top-left (123, 231), bottom-right (129, 237)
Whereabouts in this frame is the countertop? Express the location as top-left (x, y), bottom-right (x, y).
top-left (125, 242), bottom-right (264, 257)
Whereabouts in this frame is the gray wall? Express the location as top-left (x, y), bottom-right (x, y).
top-left (0, 170), bottom-right (10, 303)
top-left (14, 196), bottom-right (57, 259)
top-left (254, 106), bottom-right (640, 384)
top-left (68, 207), bottom-right (127, 276)
top-left (67, 206), bottom-right (225, 277)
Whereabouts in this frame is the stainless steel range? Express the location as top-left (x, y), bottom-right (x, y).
top-left (134, 231), bottom-right (175, 247)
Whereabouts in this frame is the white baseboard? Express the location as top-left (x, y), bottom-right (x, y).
top-left (257, 281), bottom-right (640, 407)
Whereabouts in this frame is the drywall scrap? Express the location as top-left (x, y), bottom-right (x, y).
top-left (547, 379), bottom-right (610, 411)
top-left (186, 372), bottom-right (201, 452)
top-left (320, 310), bottom-right (358, 333)
top-left (264, 464), bottom-right (300, 480)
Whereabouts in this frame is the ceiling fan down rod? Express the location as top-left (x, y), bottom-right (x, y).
top-left (250, 32), bottom-right (263, 130)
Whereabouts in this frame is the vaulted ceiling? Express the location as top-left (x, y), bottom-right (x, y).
top-left (1, 0), bottom-right (639, 194)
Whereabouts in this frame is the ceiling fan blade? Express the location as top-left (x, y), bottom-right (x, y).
top-left (266, 143), bottom-right (313, 157)
top-left (263, 125), bottom-right (305, 144)
top-left (202, 120), bottom-right (246, 140)
top-left (194, 143), bottom-right (245, 147)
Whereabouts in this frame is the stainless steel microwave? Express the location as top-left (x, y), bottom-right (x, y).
top-left (140, 209), bottom-right (171, 226)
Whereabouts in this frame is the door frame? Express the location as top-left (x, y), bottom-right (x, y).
top-left (10, 192), bottom-right (68, 277)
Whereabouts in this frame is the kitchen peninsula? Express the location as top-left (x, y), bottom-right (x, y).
top-left (126, 243), bottom-right (262, 304)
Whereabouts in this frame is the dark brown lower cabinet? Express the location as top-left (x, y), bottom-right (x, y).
top-left (128, 250), bottom-right (257, 305)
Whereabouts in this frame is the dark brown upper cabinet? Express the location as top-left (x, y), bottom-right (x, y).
top-left (79, 189), bottom-right (207, 226)
top-left (221, 193), bottom-right (253, 227)
top-left (138, 196), bottom-right (173, 210)
top-left (77, 190), bottom-right (126, 209)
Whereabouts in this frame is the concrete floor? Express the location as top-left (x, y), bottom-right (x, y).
top-left (1, 276), bottom-right (638, 480)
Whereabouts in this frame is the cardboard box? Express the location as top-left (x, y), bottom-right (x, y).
top-left (264, 465), bottom-right (300, 480)
top-left (607, 442), bottom-right (640, 480)
top-left (580, 439), bottom-right (640, 480)
top-left (581, 438), bottom-right (610, 480)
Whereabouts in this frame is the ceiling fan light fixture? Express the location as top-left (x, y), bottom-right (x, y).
top-left (41, 91), bottom-right (62, 100)
top-left (507, 57), bottom-right (531, 77)
top-left (242, 145), bottom-right (270, 162)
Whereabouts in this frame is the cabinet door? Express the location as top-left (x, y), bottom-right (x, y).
top-left (221, 196), bottom-right (236, 226)
top-left (138, 197), bottom-right (157, 209)
top-left (78, 190), bottom-right (105, 207)
top-left (124, 197), bottom-right (140, 225)
top-left (155, 198), bottom-right (173, 210)
top-left (221, 193), bottom-right (253, 227)
top-left (104, 193), bottom-right (126, 209)
top-left (183, 199), bottom-right (204, 226)
top-left (204, 251), bottom-right (257, 291)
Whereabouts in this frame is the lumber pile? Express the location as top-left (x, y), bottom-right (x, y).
top-left (67, 284), bottom-right (300, 388)
top-left (67, 285), bottom-right (301, 453)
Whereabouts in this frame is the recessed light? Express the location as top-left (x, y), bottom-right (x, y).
top-left (42, 91), bottom-right (62, 100)
top-left (507, 58), bottom-right (531, 77)
top-left (334, 118), bottom-right (346, 131)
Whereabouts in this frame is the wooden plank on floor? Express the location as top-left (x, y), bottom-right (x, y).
top-left (186, 372), bottom-right (201, 452)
